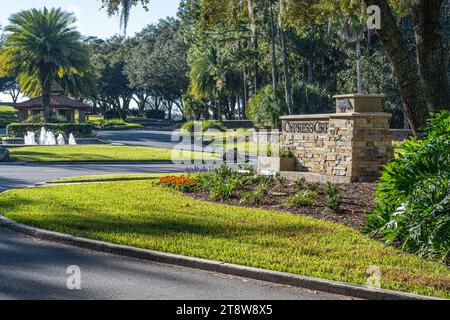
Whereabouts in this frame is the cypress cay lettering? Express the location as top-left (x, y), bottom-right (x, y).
top-left (283, 121), bottom-right (329, 134)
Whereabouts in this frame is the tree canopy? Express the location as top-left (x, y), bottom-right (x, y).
top-left (1, 7), bottom-right (93, 121)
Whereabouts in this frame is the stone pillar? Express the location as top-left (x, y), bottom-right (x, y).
top-left (278, 94), bottom-right (394, 183)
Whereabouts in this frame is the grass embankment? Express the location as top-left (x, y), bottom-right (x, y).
top-left (48, 173), bottom-right (181, 184)
top-left (88, 115), bottom-right (142, 130)
top-left (1, 179), bottom-right (448, 298)
top-left (0, 106), bottom-right (17, 129)
top-left (7, 145), bottom-right (216, 163)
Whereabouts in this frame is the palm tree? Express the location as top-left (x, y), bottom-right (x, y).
top-left (101, 0), bottom-right (148, 36)
top-left (340, 20), bottom-right (365, 94)
top-left (2, 7), bottom-right (91, 122)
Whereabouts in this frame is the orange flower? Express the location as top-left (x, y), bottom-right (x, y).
top-left (157, 175), bottom-right (197, 189)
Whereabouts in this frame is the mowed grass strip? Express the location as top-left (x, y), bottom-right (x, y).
top-left (0, 180), bottom-right (448, 298)
top-left (7, 145), bottom-right (216, 163)
top-left (0, 106), bottom-right (18, 128)
top-left (47, 173), bottom-right (182, 184)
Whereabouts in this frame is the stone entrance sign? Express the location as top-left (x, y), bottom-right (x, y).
top-left (278, 94), bottom-right (393, 183)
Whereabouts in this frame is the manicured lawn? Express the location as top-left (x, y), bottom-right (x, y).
top-left (47, 173), bottom-right (182, 184)
top-left (7, 145), bottom-right (216, 163)
top-left (88, 115), bottom-right (142, 130)
top-left (1, 180), bottom-right (448, 298)
top-left (0, 106), bottom-right (18, 128)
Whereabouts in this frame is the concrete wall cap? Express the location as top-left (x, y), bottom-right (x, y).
top-left (333, 94), bottom-right (386, 99)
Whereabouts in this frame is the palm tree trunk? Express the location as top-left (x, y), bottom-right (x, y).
top-left (411, 0), bottom-right (450, 111)
top-left (278, 5), bottom-right (293, 115)
top-left (307, 58), bottom-right (314, 83)
top-left (356, 39), bottom-right (362, 93)
top-left (41, 79), bottom-right (51, 122)
top-left (280, 29), bottom-right (293, 114)
top-left (269, 0), bottom-right (277, 99)
top-left (247, 0), bottom-right (260, 91)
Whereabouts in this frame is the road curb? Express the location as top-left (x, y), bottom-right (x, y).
top-left (0, 161), bottom-right (176, 166)
top-left (0, 215), bottom-right (440, 301)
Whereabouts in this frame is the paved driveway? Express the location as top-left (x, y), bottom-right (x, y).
top-left (95, 121), bottom-right (182, 149)
top-left (0, 163), bottom-right (348, 300)
top-left (0, 227), bottom-right (347, 300)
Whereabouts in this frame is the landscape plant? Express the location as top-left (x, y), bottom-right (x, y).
top-left (284, 190), bottom-right (317, 207)
top-left (324, 183), bottom-right (344, 213)
top-left (364, 111), bottom-right (450, 263)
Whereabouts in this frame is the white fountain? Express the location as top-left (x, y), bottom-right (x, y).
top-left (69, 133), bottom-right (77, 145)
top-left (24, 131), bottom-right (37, 145)
top-left (57, 134), bottom-right (66, 145)
top-left (46, 131), bottom-right (56, 145)
top-left (24, 127), bottom-right (76, 146)
top-left (39, 127), bottom-right (47, 145)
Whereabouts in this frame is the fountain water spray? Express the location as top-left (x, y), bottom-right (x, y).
top-left (57, 134), bottom-right (66, 145)
top-left (69, 134), bottom-right (77, 145)
top-left (39, 127), bottom-right (47, 145)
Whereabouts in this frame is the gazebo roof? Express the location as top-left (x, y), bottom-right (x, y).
top-left (15, 82), bottom-right (90, 111)
top-left (15, 95), bottom-right (90, 111)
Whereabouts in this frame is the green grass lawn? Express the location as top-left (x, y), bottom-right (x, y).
top-left (88, 115), bottom-right (142, 130)
top-left (7, 145), bottom-right (216, 163)
top-left (47, 173), bottom-right (182, 184)
top-left (0, 180), bottom-right (448, 298)
top-left (0, 106), bottom-right (18, 128)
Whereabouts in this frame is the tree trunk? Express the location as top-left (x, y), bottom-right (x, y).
top-left (411, 0), bottom-right (450, 111)
top-left (204, 105), bottom-right (210, 120)
top-left (307, 58), bottom-right (314, 83)
top-left (41, 80), bottom-right (51, 122)
top-left (247, 0), bottom-right (260, 91)
top-left (356, 39), bottom-right (362, 93)
top-left (242, 73), bottom-right (248, 119)
top-left (277, 0), bottom-right (293, 114)
top-left (269, 0), bottom-right (278, 99)
top-left (279, 26), bottom-right (293, 114)
top-left (364, 0), bottom-right (428, 134)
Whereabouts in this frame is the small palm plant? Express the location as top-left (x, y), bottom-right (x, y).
top-left (2, 7), bottom-right (91, 122)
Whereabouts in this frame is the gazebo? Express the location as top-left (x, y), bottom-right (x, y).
top-left (15, 82), bottom-right (90, 123)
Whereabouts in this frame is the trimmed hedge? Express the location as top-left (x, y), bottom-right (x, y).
top-left (145, 110), bottom-right (166, 119)
top-left (181, 120), bottom-right (226, 133)
top-left (6, 123), bottom-right (95, 138)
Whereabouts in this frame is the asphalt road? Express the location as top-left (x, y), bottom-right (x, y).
top-left (0, 162), bottom-right (189, 192)
top-left (0, 227), bottom-right (348, 300)
top-left (95, 121), bottom-right (183, 149)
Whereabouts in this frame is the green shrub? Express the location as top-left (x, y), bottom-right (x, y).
top-left (324, 183), bottom-right (343, 212)
top-left (145, 110), bottom-right (166, 119)
top-left (284, 190), bottom-right (317, 207)
top-left (6, 123), bottom-right (95, 138)
top-left (279, 148), bottom-right (294, 158)
top-left (363, 112), bottom-right (450, 263)
top-left (247, 84), bottom-right (288, 128)
top-left (104, 110), bottom-right (122, 120)
top-left (181, 120), bottom-right (226, 133)
top-left (292, 82), bottom-right (332, 114)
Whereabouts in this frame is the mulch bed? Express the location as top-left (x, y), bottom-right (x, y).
top-left (185, 182), bottom-right (378, 230)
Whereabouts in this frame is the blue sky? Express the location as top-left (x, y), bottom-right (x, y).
top-left (0, 0), bottom-right (181, 39)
